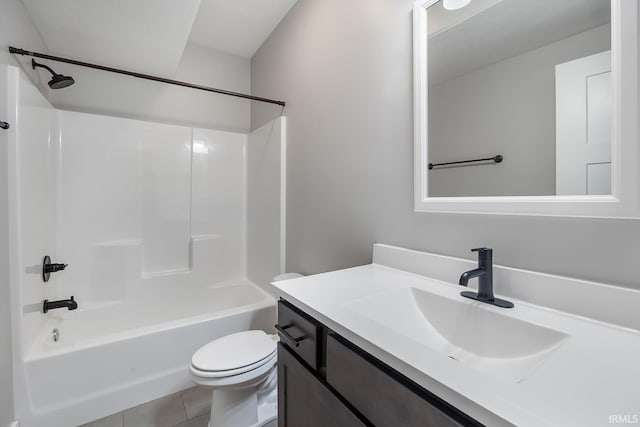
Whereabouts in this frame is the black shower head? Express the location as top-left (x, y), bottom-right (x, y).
top-left (47, 73), bottom-right (75, 89)
top-left (32, 58), bottom-right (75, 89)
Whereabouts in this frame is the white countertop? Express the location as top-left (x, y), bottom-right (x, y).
top-left (271, 245), bottom-right (640, 427)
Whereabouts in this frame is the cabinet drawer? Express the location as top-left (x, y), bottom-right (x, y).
top-left (278, 344), bottom-right (366, 427)
top-left (277, 300), bottom-right (321, 370)
top-left (326, 334), bottom-right (479, 427)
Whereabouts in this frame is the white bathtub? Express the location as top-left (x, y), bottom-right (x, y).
top-left (19, 280), bottom-right (276, 427)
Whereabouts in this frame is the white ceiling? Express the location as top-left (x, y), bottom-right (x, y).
top-left (428, 0), bottom-right (611, 86)
top-left (21, 0), bottom-right (201, 77)
top-left (20, 0), bottom-right (297, 77)
top-left (188, 0), bottom-right (298, 58)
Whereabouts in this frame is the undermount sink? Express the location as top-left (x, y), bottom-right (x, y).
top-left (346, 287), bottom-right (569, 383)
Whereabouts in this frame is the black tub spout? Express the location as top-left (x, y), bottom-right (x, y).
top-left (43, 296), bottom-right (78, 313)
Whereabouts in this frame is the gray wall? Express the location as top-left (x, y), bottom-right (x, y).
top-left (0, 1), bottom-right (48, 423)
top-left (0, 0), bottom-right (50, 94)
top-left (50, 43), bottom-right (252, 132)
top-left (2, 5), bottom-right (251, 133)
top-left (251, 0), bottom-right (640, 290)
top-left (429, 24), bottom-right (610, 197)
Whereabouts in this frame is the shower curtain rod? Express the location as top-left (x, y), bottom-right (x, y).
top-left (9, 46), bottom-right (286, 107)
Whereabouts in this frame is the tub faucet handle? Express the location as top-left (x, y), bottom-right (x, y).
top-left (42, 255), bottom-right (68, 282)
top-left (45, 263), bottom-right (67, 273)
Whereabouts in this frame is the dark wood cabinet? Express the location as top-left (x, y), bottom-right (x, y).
top-left (278, 343), bottom-right (366, 427)
top-left (276, 300), bottom-right (483, 427)
top-left (326, 334), bottom-right (469, 427)
top-left (277, 300), bottom-right (322, 370)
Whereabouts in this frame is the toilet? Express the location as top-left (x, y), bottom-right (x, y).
top-left (190, 273), bottom-right (302, 427)
top-left (190, 330), bottom-right (279, 427)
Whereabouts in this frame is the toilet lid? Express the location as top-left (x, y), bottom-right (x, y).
top-left (191, 330), bottom-right (276, 372)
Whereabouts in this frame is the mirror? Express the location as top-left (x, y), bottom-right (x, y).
top-left (428, 0), bottom-right (611, 197)
top-left (413, 0), bottom-right (640, 216)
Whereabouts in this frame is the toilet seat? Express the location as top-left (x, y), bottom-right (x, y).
top-left (190, 330), bottom-right (278, 387)
top-left (190, 351), bottom-right (277, 388)
top-left (191, 350), bottom-right (277, 378)
top-left (192, 330), bottom-right (277, 372)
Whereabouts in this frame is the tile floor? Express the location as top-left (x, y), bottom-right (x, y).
top-left (79, 386), bottom-right (211, 427)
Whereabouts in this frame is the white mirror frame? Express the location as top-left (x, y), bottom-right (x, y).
top-left (414, 0), bottom-right (640, 217)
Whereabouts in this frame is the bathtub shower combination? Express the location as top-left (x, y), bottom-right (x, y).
top-left (3, 65), bottom-right (286, 427)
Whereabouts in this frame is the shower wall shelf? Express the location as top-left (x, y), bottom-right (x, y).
top-left (9, 46), bottom-right (286, 107)
top-left (428, 154), bottom-right (503, 170)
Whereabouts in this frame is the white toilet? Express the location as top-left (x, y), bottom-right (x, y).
top-left (190, 330), bottom-right (278, 427)
top-left (190, 272), bottom-right (302, 427)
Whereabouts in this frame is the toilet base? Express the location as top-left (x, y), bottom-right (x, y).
top-left (254, 397), bottom-right (277, 427)
top-left (207, 399), bottom-right (276, 427)
top-left (206, 367), bottom-right (277, 427)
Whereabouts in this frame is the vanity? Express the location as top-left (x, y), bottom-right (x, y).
top-left (271, 244), bottom-right (640, 427)
top-left (276, 299), bottom-right (479, 427)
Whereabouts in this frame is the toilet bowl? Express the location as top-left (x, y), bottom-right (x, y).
top-left (190, 330), bottom-right (278, 427)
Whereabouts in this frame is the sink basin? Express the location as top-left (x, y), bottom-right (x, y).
top-left (346, 287), bottom-right (569, 383)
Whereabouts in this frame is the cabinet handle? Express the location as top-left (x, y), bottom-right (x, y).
top-left (275, 323), bottom-right (305, 348)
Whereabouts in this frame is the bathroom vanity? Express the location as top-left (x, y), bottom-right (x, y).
top-left (271, 244), bottom-right (640, 427)
top-left (277, 299), bottom-right (480, 426)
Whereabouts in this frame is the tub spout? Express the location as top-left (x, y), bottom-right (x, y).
top-left (43, 296), bottom-right (78, 313)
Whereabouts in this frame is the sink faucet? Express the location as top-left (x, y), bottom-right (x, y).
top-left (459, 248), bottom-right (513, 308)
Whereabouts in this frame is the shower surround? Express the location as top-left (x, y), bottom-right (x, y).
top-left (3, 65), bottom-right (285, 427)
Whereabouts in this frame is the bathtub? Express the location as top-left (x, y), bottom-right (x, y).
top-left (18, 280), bottom-right (276, 427)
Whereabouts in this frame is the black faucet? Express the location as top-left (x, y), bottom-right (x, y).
top-left (459, 248), bottom-right (513, 308)
top-left (43, 296), bottom-right (78, 313)
top-left (42, 255), bottom-right (68, 283)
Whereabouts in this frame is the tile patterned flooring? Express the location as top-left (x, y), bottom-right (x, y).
top-left (79, 386), bottom-right (211, 427)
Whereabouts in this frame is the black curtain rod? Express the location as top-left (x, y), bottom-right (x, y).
top-left (429, 155), bottom-right (503, 170)
top-left (9, 46), bottom-right (286, 107)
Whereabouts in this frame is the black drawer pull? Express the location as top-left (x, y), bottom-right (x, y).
top-left (275, 323), bottom-right (306, 347)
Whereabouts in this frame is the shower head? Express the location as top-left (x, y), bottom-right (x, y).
top-left (32, 59), bottom-right (75, 89)
top-left (48, 73), bottom-right (75, 89)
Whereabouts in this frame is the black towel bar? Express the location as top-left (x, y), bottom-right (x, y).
top-left (429, 154), bottom-right (503, 170)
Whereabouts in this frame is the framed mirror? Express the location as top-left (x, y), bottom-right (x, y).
top-left (413, 0), bottom-right (639, 217)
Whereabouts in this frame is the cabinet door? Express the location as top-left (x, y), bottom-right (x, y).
top-left (326, 335), bottom-right (479, 427)
top-left (278, 343), bottom-right (366, 427)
